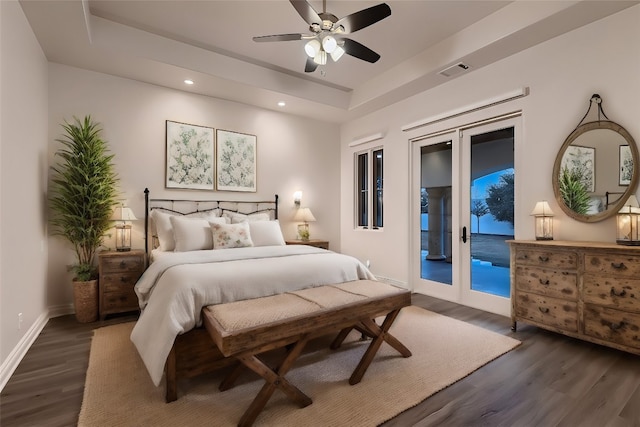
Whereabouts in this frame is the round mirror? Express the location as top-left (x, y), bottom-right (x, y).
top-left (552, 120), bottom-right (639, 223)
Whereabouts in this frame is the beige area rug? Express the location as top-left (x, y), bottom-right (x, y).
top-left (79, 306), bottom-right (520, 427)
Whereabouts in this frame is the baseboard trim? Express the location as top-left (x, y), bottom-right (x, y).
top-left (375, 275), bottom-right (410, 290)
top-left (0, 310), bottom-right (49, 392)
top-left (48, 303), bottom-right (74, 318)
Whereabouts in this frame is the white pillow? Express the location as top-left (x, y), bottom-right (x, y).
top-left (249, 220), bottom-right (285, 247)
top-left (170, 216), bottom-right (215, 252)
top-left (211, 222), bottom-right (254, 249)
top-left (225, 212), bottom-right (271, 224)
top-left (151, 209), bottom-right (221, 251)
top-left (150, 209), bottom-right (176, 251)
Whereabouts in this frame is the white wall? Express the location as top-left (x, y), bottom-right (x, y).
top-left (0, 0), bottom-right (49, 378)
top-left (47, 64), bottom-right (341, 310)
top-left (340, 5), bottom-right (640, 286)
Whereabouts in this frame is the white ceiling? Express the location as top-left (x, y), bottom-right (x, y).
top-left (20, 0), bottom-right (639, 123)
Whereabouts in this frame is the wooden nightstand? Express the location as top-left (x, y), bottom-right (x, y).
top-left (98, 250), bottom-right (145, 320)
top-left (285, 239), bottom-right (329, 250)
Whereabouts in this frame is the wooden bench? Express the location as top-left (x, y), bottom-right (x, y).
top-left (201, 279), bottom-right (412, 427)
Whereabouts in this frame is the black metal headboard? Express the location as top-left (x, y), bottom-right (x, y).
top-left (143, 188), bottom-right (279, 255)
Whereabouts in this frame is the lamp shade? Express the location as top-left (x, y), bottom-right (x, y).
top-left (111, 206), bottom-right (137, 221)
top-left (530, 201), bottom-right (554, 217)
top-left (293, 207), bottom-right (316, 223)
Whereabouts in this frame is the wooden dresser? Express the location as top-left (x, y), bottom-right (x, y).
top-left (98, 250), bottom-right (145, 320)
top-left (509, 240), bottom-right (640, 355)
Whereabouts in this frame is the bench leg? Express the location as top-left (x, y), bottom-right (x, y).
top-left (349, 309), bottom-right (411, 385)
top-left (236, 335), bottom-right (313, 427)
top-left (219, 361), bottom-right (245, 392)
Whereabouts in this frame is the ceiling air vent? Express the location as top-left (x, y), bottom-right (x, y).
top-left (439, 62), bottom-right (471, 77)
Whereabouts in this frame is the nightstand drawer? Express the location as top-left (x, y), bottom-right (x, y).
top-left (101, 272), bottom-right (142, 293)
top-left (100, 255), bottom-right (144, 273)
top-left (102, 290), bottom-right (139, 312)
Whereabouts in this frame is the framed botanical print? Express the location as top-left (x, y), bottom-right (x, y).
top-left (620, 144), bottom-right (633, 186)
top-left (216, 129), bottom-right (257, 192)
top-left (165, 120), bottom-right (215, 190)
top-left (560, 145), bottom-right (595, 192)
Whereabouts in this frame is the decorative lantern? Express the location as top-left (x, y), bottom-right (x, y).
top-left (616, 195), bottom-right (640, 246)
top-left (531, 201), bottom-right (554, 240)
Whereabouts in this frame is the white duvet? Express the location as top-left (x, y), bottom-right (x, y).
top-left (130, 245), bottom-right (375, 386)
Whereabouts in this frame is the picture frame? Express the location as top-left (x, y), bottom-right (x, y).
top-left (165, 120), bottom-right (215, 190)
top-left (619, 144), bottom-right (633, 186)
top-left (560, 145), bottom-right (595, 192)
top-left (216, 129), bottom-right (257, 192)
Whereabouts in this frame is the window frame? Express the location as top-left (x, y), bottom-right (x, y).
top-left (354, 146), bottom-right (384, 230)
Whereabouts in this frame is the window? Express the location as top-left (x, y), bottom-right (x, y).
top-left (356, 148), bottom-right (383, 229)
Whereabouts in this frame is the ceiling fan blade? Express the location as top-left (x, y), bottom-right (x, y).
top-left (335, 3), bottom-right (391, 34)
top-left (305, 57), bottom-right (319, 73)
top-left (342, 38), bottom-right (381, 63)
top-left (290, 0), bottom-right (322, 26)
top-left (253, 34), bottom-right (304, 42)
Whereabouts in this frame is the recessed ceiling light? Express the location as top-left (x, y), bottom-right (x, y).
top-left (277, 101), bottom-right (286, 107)
top-left (184, 79), bottom-right (194, 85)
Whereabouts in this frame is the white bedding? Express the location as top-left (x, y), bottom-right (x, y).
top-left (130, 245), bottom-right (375, 386)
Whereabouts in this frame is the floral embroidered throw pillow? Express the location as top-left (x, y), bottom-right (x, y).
top-left (211, 222), bottom-right (254, 249)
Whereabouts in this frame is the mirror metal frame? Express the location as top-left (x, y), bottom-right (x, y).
top-left (552, 120), bottom-right (639, 223)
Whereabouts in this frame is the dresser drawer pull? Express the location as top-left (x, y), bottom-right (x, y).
top-left (538, 256), bottom-right (549, 262)
top-left (119, 261), bottom-right (126, 268)
top-left (120, 276), bottom-right (127, 283)
top-left (606, 321), bottom-right (625, 331)
top-left (539, 279), bottom-right (550, 286)
top-left (611, 262), bottom-right (626, 270)
top-left (538, 307), bottom-right (550, 314)
top-left (610, 288), bottom-right (627, 297)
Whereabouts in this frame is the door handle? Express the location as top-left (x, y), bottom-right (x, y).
top-left (462, 226), bottom-right (467, 243)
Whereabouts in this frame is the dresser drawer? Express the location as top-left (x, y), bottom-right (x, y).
top-left (514, 292), bottom-right (578, 332)
top-left (514, 266), bottom-right (578, 300)
top-left (584, 304), bottom-right (640, 350)
top-left (100, 255), bottom-right (144, 274)
top-left (585, 253), bottom-right (640, 278)
top-left (102, 289), bottom-right (139, 312)
top-left (101, 272), bottom-right (142, 293)
top-left (584, 276), bottom-right (640, 313)
top-left (514, 249), bottom-right (577, 270)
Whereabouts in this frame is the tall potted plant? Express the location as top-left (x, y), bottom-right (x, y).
top-left (50, 116), bottom-right (118, 322)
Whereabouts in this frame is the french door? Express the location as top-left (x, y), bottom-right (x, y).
top-left (411, 116), bottom-right (519, 316)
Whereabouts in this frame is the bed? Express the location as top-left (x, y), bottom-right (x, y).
top-left (130, 189), bottom-right (376, 400)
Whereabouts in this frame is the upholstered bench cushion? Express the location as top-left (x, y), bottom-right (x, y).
top-left (207, 280), bottom-right (404, 333)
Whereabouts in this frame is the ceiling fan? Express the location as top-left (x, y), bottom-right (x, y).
top-left (253, 0), bottom-right (391, 73)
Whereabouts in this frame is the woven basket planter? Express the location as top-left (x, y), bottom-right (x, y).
top-left (74, 279), bottom-right (98, 323)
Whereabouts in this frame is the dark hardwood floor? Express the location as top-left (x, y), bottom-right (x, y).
top-left (1, 294), bottom-right (639, 427)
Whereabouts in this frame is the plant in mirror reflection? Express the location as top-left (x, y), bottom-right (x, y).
top-left (559, 166), bottom-right (590, 215)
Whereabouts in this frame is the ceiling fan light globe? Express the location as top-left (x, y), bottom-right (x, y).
top-left (304, 39), bottom-right (321, 58)
top-left (313, 50), bottom-right (327, 65)
top-left (322, 35), bottom-right (337, 53)
top-left (330, 46), bottom-right (345, 62)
